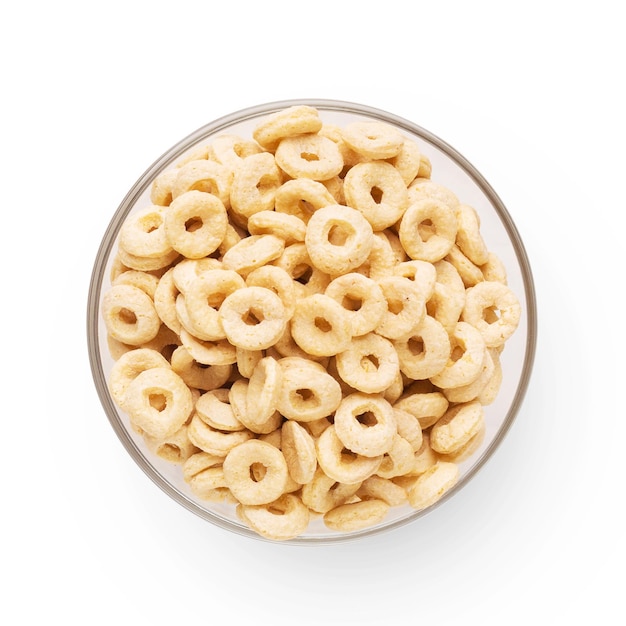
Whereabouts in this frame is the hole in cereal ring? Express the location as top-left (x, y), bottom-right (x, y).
top-left (207, 292), bottom-right (227, 308)
top-left (149, 392), bottom-right (168, 411)
top-left (256, 175), bottom-right (275, 194)
top-left (267, 502), bottom-right (288, 515)
top-left (160, 444), bottom-right (182, 461)
top-left (356, 411), bottom-right (378, 427)
top-left (340, 447), bottom-right (358, 463)
top-left (300, 151), bottom-right (320, 162)
top-left (161, 344), bottom-right (178, 361)
top-left (314, 317), bottom-right (332, 332)
top-left (118, 307), bottom-right (137, 325)
top-left (483, 306), bottom-right (501, 322)
top-left (328, 224), bottom-right (353, 246)
top-left (295, 388), bottom-right (315, 402)
top-left (242, 308), bottom-right (265, 326)
top-left (191, 180), bottom-right (217, 195)
top-left (418, 219), bottom-right (435, 241)
top-left (360, 354), bottom-right (380, 371)
top-left (370, 186), bottom-right (383, 203)
top-left (294, 264), bottom-right (313, 284)
top-left (250, 462), bottom-right (267, 482)
top-left (184, 216), bottom-right (203, 232)
top-left (450, 343), bottom-right (465, 362)
top-left (341, 295), bottom-right (363, 311)
top-left (387, 298), bottom-right (404, 315)
top-left (407, 337), bottom-right (424, 356)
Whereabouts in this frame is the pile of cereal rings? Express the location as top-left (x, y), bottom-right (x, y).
top-left (101, 105), bottom-right (521, 540)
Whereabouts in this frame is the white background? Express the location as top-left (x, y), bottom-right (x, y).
top-left (2, 1), bottom-right (623, 624)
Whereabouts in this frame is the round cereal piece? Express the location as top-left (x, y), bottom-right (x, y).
top-left (341, 121), bottom-right (404, 159)
top-left (219, 286), bottom-right (287, 351)
top-left (183, 269), bottom-right (246, 341)
top-left (273, 242), bottom-right (331, 296)
top-left (170, 345), bottom-right (232, 392)
top-left (119, 205), bottom-right (173, 259)
top-left (316, 425), bottom-right (383, 484)
top-left (237, 493), bottom-right (311, 541)
top-left (426, 282), bottom-right (465, 336)
top-left (108, 347), bottom-right (171, 407)
top-left (480, 252), bottom-right (508, 284)
top-left (195, 388), bottom-right (245, 432)
top-left (252, 105), bottom-right (323, 151)
top-left (323, 498), bottom-right (390, 532)
top-left (171, 257), bottom-right (223, 294)
top-left (183, 452), bottom-right (233, 501)
top-left (274, 178), bottom-right (336, 224)
top-left (179, 330), bottom-right (237, 366)
top-left (164, 190), bottom-right (228, 259)
top-left (407, 461), bottom-right (460, 510)
top-left (301, 466), bottom-right (362, 514)
top-left (102, 284), bottom-right (161, 346)
top-left (393, 315), bottom-right (451, 380)
top-left (222, 234), bottom-right (285, 277)
top-left (187, 413), bottom-right (253, 457)
top-left (272, 325), bottom-right (328, 363)
top-left (406, 431), bottom-right (439, 476)
top-left (445, 244), bottom-right (484, 288)
top-left (235, 346), bottom-right (264, 379)
top-left (281, 420), bottom-right (317, 485)
top-left (142, 424), bottom-right (198, 465)
top-left (455, 203), bottom-right (489, 266)
top-left (335, 333), bottom-right (400, 394)
top-left (462, 281), bottom-right (521, 348)
top-left (343, 161), bottom-right (409, 230)
top-left (153, 268), bottom-right (182, 334)
top-left (246, 356), bottom-right (282, 426)
top-left (385, 137), bottom-right (422, 185)
top-left (407, 178), bottom-right (460, 212)
top-left (357, 475), bottom-right (408, 507)
top-left (430, 321), bottom-right (486, 389)
top-left (247, 210), bottom-right (307, 245)
top-left (334, 393), bottom-right (397, 458)
top-left (353, 232), bottom-right (397, 281)
top-left (229, 152), bottom-right (283, 224)
top-left (304, 204), bottom-right (374, 275)
top-left (443, 345), bottom-right (495, 404)
top-left (223, 439), bottom-right (289, 506)
top-left (393, 408), bottom-right (423, 452)
top-left (430, 400), bottom-right (485, 455)
top-left (123, 366), bottom-right (194, 439)
top-left (112, 270), bottom-right (160, 300)
top-left (375, 276), bottom-right (427, 341)
top-left (324, 273), bottom-right (387, 337)
top-left (417, 154), bottom-right (432, 179)
top-left (246, 265), bottom-right (297, 321)
top-left (290, 293), bottom-right (352, 357)
top-left (399, 198), bottom-right (458, 263)
top-left (392, 260), bottom-right (437, 300)
top-left (275, 133), bottom-right (344, 181)
top-left (171, 159), bottom-right (232, 208)
top-left (115, 245), bottom-right (179, 273)
top-left (375, 434), bottom-right (416, 479)
top-left (138, 324), bottom-right (181, 360)
top-left (394, 382), bottom-right (450, 430)
top-left (478, 348), bottom-right (503, 405)
top-left (150, 168), bottom-right (178, 206)
top-left (437, 420), bottom-right (486, 464)
top-left (276, 356), bottom-right (343, 422)
top-left (228, 378), bottom-right (283, 435)
top-left (208, 133), bottom-right (263, 171)
top-left (218, 222), bottom-right (246, 257)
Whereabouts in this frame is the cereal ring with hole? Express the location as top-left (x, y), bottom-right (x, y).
top-left (222, 234), bottom-right (285, 277)
top-left (164, 190), bottom-right (228, 259)
top-left (237, 493), bottom-right (311, 541)
top-left (275, 133), bottom-right (344, 181)
top-left (276, 356), bottom-right (342, 422)
top-left (273, 242), bottom-right (331, 296)
top-left (102, 284), bottom-right (161, 346)
top-left (228, 378), bottom-right (283, 435)
top-left (274, 178), bottom-right (336, 223)
top-left (300, 466), bottom-right (362, 514)
top-left (455, 203), bottom-right (489, 266)
top-left (229, 152), bottom-right (283, 224)
top-left (123, 366), bottom-right (194, 439)
top-left (334, 392), bottom-right (397, 458)
top-left (272, 325), bottom-right (328, 363)
top-left (247, 356), bottom-right (282, 427)
top-left (393, 408), bottom-right (423, 452)
top-left (353, 232), bottom-right (397, 281)
top-left (219, 286), bottom-right (287, 351)
top-left (393, 315), bottom-right (451, 380)
top-left (430, 321), bottom-right (486, 389)
top-left (115, 245), bottom-right (179, 273)
top-left (437, 420), bottom-right (486, 464)
top-left (407, 178), bottom-right (460, 212)
top-left (430, 400), bottom-right (485, 455)
top-left (172, 258), bottom-right (223, 294)
top-left (281, 420), bottom-right (317, 485)
top-left (375, 434), bottom-right (416, 479)
top-left (142, 424), bottom-right (198, 465)
top-left (394, 382), bottom-right (450, 429)
top-left (357, 475), bottom-right (407, 507)
top-left (385, 137), bottom-right (422, 185)
top-left (171, 159), bottom-right (232, 209)
top-left (316, 425), bottom-right (383, 484)
top-left (335, 333), bottom-right (400, 394)
top-left (290, 293), bottom-right (352, 357)
top-left (195, 388), bottom-right (245, 432)
top-left (180, 330), bottom-right (237, 366)
top-left (183, 452), bottom-right (234, 502)
top-left (207, 133), bottom-right (263, 171)
top-left (445, 244), bottom-right (484, 288)
top-left (187, 412), bottom-right (253, 457)
top-left (323, 498), bottom-right (390, 532)
top-left (392, 260), bottom-right (437, 300)
top-left (375, 276), bottom-right (427, 340)
top-left (399, 198), bottom-right (458, 263)
top-left (112, 270), bottom-right (159, 300)
top-left (222, 439), bottom-right (289, 506)
top-left (153, 268), bottom-right (181, 334)
top-left (444, 347), bottom-right (495, 403)
top-left (252, 105), bottom-right (323, 151)
top-left (150, 168), bottom-right (178, 206)
top-left (304, 204), bottom-right (374, 275)
top-left (341, 121), bottom-right (404, 159)
top-left (119, 205), bottom-right (173, 259)
top-left (462, 281), bottom-right (521, 348)
top-left (407, 461), bottom-right (459, 510)
top-left (247, 210), bottom-right (307, 245)
top-left (246, 265), bottom-right (297, 321)
top-left (170, 345), bottom-right (232, 392)
top-left (324, 273), bottom-right (386, 337)
top-left (407, 432), bottom-right (439, 476)
top-left (343, 161), bottom-right (409, 230)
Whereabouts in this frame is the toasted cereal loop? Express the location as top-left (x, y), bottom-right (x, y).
top-left (222, 439), bottom-right (289, 506)
top-left (101, 104), bottom-right (524, 540)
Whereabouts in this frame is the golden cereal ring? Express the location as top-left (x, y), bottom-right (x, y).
top-left (455, 203), bottom-right (489, 266)
top-left (437, 420), bottom-right (486, 464)
top-left (229, 152), bottom-right (282, 224)
top-left (301, 466), bottom-right (362, 514)
top-left (394, 382), bottom-right (449, 429)
top-left (357, 475), bottom-right (407, 507)
top-left (237, 493), bottom-right (311, 541)
top-left (407, 178), bottom-right (460, 211)
top-left (304, 204), bottom-right (374, 275)
top-left (183, 269), bottom-right (246, 341)
top-left (417, 154), bottom-right (432, 179)
top-left (276, 356), bottom-right (342, 422)
top-left (246, 265), bottom-right (297, 321)
top-left (180, 330), bottom-right (237, 366)
top-left (228, 378), bottom-right (283, 435)
top-left (399, 198), bottom-right (458, 263)
top-left (195, 388), bottom-right (245, 432)
top-left (246, 356), bottom-right (283, 427)
top-left (252, 105), bottom-right (323, 151)
top-left (334, 392), bottom-right (397, 458)
top-left (375, 434), bottom-right (416, 479)
top-left (222, 234), bottom-right (285, 277)
top-left (223, 439), bottom-right (289, 506)
top-left (247, 210), bottom-right (307, 245)
top-left (430, 321), bottom-right (486, 389)
top-left (462, 281), bottom-right (521, 348)
top-left (119, 205), bottom-right (173, 259)
top-left (430, 400), bottom-right (485, 455)
top-left (324, 273), bottom-right (386, 337)
top-left (393, 408), bottom-right (423, 452)
top-left (164, 190), bottom-right (228, 259)
top-left (219, 286), bottom-right (287, 351)
top-left (272, 325), bottom-right (329, 363)
top-left (150, 169), bottom-right (178, 206)
top-left (142, 424), bottom-right (198, 465)
top-left (341, 121), bottom-right (404, 159)
top-left (406, 431), bottom-right (439, 476)
top-left (235, 346), bottom-right (263, 379)
top-left (183, 452), bottom-right (234, 502)
top-left (102, 284), bottom-right (161, 346)
top-left (207, 133), bottom-right (263, 171)
top-left (480, 252), bottom-right (508, 284)
top-left (187, 413), bottom-right (252, 457)
top-left (273, 242), bottom-right (331, 296)
top-left (153, 268), bottom-right (181, 334)
top-left (392, 260), bottom-right (437, 300)
top-left (290, 293), bottom-right (352, 357)
top-left (407, 461), bottom-right (459, 510)
top-left (443, 345), bottom-right (495, 404)
top-left (281, 420), bottom-right (317, 485)
top-left (323, 498), bottom-right (390, 532)
top-left (175, 143), bottom-right (210, 167)
top-left (335, 333), bottom-right (400, 394)
top-left (171, 159), bottom-right (232, 208)
top-left (445, 244), bottom-right (484, 288)
top-left (375, 276), bottom-right (427, 340)
top-left (316, 425), bottom-right (383, 484)
top-left (115, 245), bottom-right (179, 272)
top-left (385, 137), bottom-right (422, 185)
top-left (393, 315), bottom-right (451, 380)
top-left (353, 232), bottom-right (397, 281)
top-left (123, 366), bottom-right (194, 439)
top-left (343, 161), bottom-right (409, 230)
top-left (112, 270), bottom-right (159, 300)
top-left (170, 345), bottom-right (232, 391)
top-left (171, 258), bottom-right (223, 294)
top-left (275, 133), bottom-right (344, 181)
top-left (274, 178), bottom-right (336, 223)
top-left (218, 222), bottom-right (246, 257)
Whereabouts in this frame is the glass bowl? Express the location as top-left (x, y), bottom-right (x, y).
top-left (87, 99), bottom-right (537, 544)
